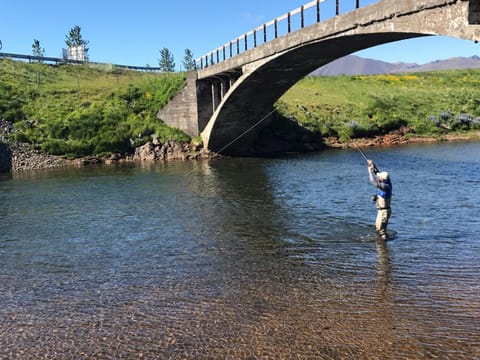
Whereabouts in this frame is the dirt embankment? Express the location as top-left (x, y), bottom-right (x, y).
top-left (326, 127), bottom-right (480, 150)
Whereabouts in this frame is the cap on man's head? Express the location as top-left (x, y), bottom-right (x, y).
top-left (377, 171), bottom-right (389, 180)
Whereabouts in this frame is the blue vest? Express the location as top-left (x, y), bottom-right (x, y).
top-left (376, 179), bottom-right (392, 199)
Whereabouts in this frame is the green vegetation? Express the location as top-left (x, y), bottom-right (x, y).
top-left (65, 25), bottom-right (89, 60)
top-left (32, 39), bottom-right (45, 58)
top-left (1, 58), bottom-right (479, 160)
top-left (158, 48), bottom-right (176, 72)
top-left (278, 71), bottom-right (480, 141)
top-left (0, 58), bottom-right (188, 158)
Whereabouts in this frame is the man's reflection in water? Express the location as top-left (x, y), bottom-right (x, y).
top-left (374, 239), bottom-right (397, 357)
top-left (376, 239), bottom-right (392, 291)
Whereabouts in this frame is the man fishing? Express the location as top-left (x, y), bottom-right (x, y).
top-left (367, 159), bottom-right (392, 240)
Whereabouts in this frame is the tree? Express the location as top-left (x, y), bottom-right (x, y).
top-left (182, 48), bottom-right (196, 71)
top-left (32, 39), bottom-right (45, 58)
top-left (65, 25), bottom-right (89, 60)
top-left (158, 48), bottom-right (175, 72)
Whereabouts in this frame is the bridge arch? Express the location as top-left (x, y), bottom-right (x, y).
top-left (202, 32), bottom-right (427, 155)
top-left (157, 0), bottom-right (480, 155)
top-left (201, 0), bottom-right (480, 155)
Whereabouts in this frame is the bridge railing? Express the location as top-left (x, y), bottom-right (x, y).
top-left (195, 0), bottom-right (373, 70)
top-left (0, 52), bottom-right (162, 72)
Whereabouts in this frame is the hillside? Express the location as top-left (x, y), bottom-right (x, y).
top-left (278, 69), bottom-right (480, 141)
top-left (312, 54), bottom-right (480, 76)
top-left (0, 59), bottom-right (189, 159)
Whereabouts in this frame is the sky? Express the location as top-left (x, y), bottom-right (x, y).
top-left (1, 0), bottom-right (479, 69)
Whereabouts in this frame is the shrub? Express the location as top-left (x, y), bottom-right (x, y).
top-left (451, 113), bottom-right (474, 130)
top-left (41, 139), bottom-right (93, 157)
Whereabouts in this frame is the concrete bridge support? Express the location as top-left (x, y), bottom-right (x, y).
top-left (157, 71), bottom-right (242, 138)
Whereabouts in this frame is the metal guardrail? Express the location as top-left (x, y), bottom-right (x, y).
top-left (195, 0), bottom-right (365, 70)
top-left (0, 51), bottom-right (162, 72)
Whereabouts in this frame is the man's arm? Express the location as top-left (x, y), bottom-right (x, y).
top-left (367, 160), bottom-right (383, 188)
top-left (368, 166), bottom-right (380, 187)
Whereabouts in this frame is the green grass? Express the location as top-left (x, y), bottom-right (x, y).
top-left (277, 71), bottom-right (480, 140)
top-left (1, 58), bottom-right (480, 159)
top-left (0, 59), bottom-right (188, 158)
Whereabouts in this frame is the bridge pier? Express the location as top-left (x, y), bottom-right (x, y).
top-left (210, 75), bottom-right (232, 113)
top-left (157, 71), bottom-right (242, 138)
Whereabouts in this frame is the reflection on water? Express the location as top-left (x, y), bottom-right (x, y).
top-left (0, 141), bottom-right (479, 359)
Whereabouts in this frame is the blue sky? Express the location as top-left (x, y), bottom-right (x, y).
top-left (1, 0), bottom-right (478, 69)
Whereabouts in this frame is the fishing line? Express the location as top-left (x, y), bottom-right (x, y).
top-left (344, 132), bottom-right (369, 162)
top-left (342, 131), bottom-right (379, 172)
top-left (215, 108), bottom-right (277, 155)
top-left (183, 108), bottom-right (276, 177)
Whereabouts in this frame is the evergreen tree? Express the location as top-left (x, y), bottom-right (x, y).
top-left (65, 25), bottom-right (89, 60)
top-left (182, 48), bottom-right (196, 71)
top-left (158, 48), bottom-right (175, 72)
top-left (32, 39), bottom-right (45, 58)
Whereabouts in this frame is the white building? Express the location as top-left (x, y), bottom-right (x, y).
top-left (66, 45), bottom-right (85, 61)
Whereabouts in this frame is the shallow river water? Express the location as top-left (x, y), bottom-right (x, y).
top-left (1, 141), bottom-right (479, 359)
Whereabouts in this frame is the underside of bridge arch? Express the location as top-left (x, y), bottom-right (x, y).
top-left (202, 32), bottom-right (427, 156)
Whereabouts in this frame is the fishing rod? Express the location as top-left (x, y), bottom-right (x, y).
top-left (343, 132), bottom-right (379, 173)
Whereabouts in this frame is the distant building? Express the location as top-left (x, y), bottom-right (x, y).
top-left (64, 45), bottom-right (85, 61)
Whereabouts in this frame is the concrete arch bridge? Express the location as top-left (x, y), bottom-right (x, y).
top-left (157, 0), bottom-right (480, 155)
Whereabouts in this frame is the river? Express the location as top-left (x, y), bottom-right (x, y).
top-left (1, 141), bottom-right (479, 359)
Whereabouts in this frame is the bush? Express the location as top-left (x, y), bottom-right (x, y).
top-left (451, 113), bottom-right (474, 130)
top-left (42, 139), bottom-right (93, 157)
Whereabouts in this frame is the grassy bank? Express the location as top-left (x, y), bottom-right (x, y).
top-left (277, 71), bottom-right (480, 141)
top-left (0, 59), bottom-right (188, 158)
top-left (1, 59), bottom-right (479, 160)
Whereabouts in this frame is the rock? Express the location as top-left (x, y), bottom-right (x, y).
top-left (72, 157), bottom-right (103, 167)
top-left (133, 141), bottom-right (156, 161)
top-left (131, 139), bottom-right (218, 162)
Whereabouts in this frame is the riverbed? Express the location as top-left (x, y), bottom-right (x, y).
top-left (1, 141), bottom-right (479, 359)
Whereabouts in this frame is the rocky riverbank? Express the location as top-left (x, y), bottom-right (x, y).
top-left (0, 142), bottom-right (70, 172)
top-left (0, 118), bottom-right (220, 172)
top-left (0, 124), bottom-right (214, 173)
top-left (326, 126), bottom-right (480, 149)
top-left (0, 140), bottom-right (219, 173)
top-left (1, 122), bottom-right (479, 173)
